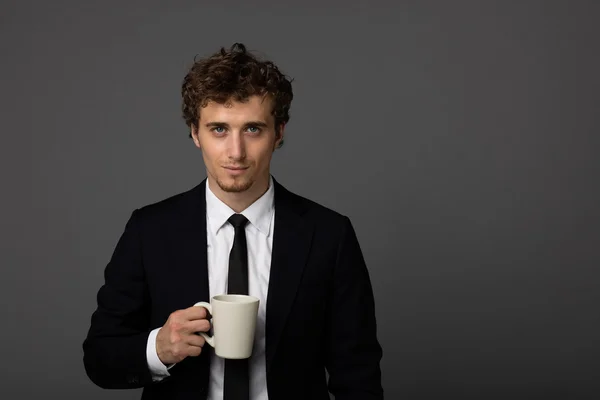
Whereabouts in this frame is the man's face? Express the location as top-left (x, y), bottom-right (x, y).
top-left (191, 95), bottom-right (284, 194)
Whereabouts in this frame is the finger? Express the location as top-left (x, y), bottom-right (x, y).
top-left (186, 333), bottom-right (206, 348)
top-left (184, 318), bottom-right (211, 333)
top-left (184, 305), bottom-right (209, 320)
top-left (187, 344), bottom-right (203, 357)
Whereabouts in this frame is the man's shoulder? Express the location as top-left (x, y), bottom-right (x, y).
top-left (132, 182), bottom-right (204, 224)
top-left (281, 185), bottom-right (360, 248)
top-left (278, 182), bottom-right (349, 226)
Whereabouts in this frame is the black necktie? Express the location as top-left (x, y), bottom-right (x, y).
top-left (224, 214), bottom-right (250, 400)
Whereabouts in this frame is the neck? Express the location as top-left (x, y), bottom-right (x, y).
top-left (208, 175), bottom-right (270, 213)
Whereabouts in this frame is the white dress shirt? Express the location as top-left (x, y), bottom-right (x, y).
top-left (146, 177), bottom-right (275, 399)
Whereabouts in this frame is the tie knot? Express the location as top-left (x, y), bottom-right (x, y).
top-left (228, 214), bottom-right (249, 229)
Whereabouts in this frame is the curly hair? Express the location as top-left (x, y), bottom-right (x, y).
top-left (181, 43), bottom-right (294, 147)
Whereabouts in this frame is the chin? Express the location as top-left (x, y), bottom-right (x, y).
top-left (216, 177), bottom-right (254, 193)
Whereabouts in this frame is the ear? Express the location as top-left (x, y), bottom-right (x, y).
top-left (274, 123), bottom-right (285, 149)
top-left (191, 125), bottom-right (201, 149)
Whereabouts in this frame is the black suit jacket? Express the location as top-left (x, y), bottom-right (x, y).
top-left (83, 178), bottom-right (383, 399)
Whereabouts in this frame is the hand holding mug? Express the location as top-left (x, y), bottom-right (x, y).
top-left (155, 305), bottom-right (212, 365)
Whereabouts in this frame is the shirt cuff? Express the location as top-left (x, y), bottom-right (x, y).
top-left (146, 327), bottom-right (173, 381)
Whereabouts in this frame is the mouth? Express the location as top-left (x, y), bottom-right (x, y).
top-left (223, 166), bottom-right (249, 175)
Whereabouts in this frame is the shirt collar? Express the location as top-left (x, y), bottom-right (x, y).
top-left (205, 176), bottom-right (275, 236)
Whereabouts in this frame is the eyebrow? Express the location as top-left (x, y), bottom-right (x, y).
top-left (204, 121), bottom-right (269, 128)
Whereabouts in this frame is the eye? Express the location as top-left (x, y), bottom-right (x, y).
top-left (246, 126), bottom-right (261, 134)
top-left (212, 127), bottom-right (226, 136)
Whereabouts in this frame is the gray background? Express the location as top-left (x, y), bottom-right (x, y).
top-left (3, 0), bottom-right (599, 398)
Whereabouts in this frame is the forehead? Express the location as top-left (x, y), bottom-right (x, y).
top-left (200, 95), bottom-right (274, 123)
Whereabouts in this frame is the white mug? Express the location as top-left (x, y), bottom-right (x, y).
top-left (194, 294), bottom-right (259, 359)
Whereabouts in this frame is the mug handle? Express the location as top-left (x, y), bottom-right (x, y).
top-left (193, 302), bottom-right (215, 348)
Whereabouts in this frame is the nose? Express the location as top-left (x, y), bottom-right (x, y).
top-left (227, 132), bottom-right (246, 160)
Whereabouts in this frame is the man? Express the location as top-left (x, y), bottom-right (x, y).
top-left (83, 43), bottom-right (383, 400)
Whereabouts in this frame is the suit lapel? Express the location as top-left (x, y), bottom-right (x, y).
top-left (265, 178), bottom-right (314, 372)
top-left (165, 179), bottom-right (213, 381)
top-left (171, 179), bottom-right (211, 308)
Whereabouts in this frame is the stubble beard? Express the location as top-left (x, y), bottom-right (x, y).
top-left (215, 175), bottom-right (254, 193)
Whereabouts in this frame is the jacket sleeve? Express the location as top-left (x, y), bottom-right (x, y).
top-left (325, 216), bottom-right (384, 399)
top-left (82, 209), bottom-right (154, 389)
